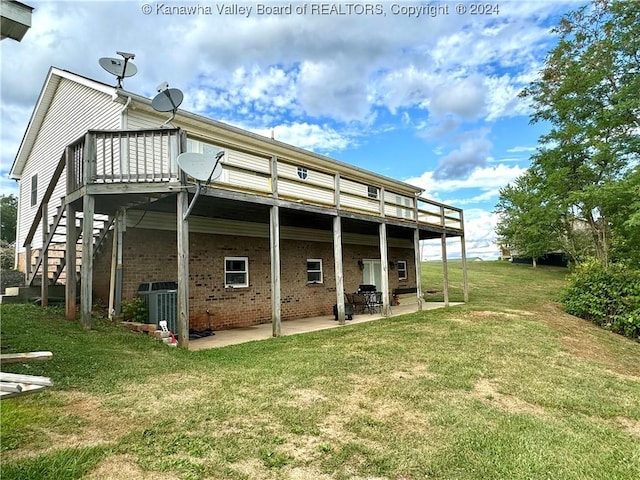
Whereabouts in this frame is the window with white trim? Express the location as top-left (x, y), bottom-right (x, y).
top-left (30, 174), bottom-right (38, 207)
top-left (297, 166), bottom-right (308, 180)
top-left (225, 257), bottom-right (249, 288)
top-left (367, 185), bottom-right (378, 199)
top-left (307, 259), bottom-right (323, 283)
top-left (397, 260), bottom-right (408, 280)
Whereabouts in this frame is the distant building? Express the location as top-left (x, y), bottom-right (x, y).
top-left (1, 0), bottom-right (33, 42)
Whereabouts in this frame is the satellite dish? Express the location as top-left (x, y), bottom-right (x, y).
top-left (177, 150), bottom-right (225, 220)
top-left (151, 88), bottom-right (184, 112)
top-left (177, 152), bottom-right (223, 182)
top-left (152, 83), bottom-right (184, 126)
top-left (99, 51), bottom-right (137, 88)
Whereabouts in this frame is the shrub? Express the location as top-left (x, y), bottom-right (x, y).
top-left (121, 296), bottom-right (148, 323)
top-left (1, 240), bottom-right (15, 270)
top-left (562, 259), bottom-right (640, 340)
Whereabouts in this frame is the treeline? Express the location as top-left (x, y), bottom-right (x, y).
top-left (495, 0), bottom-right (640, 340)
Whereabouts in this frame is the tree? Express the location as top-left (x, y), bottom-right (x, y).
top-left (496, 170), bottom-right (564, 266)
top-left (500, 0), bottom-right (640, 266)
top-left (0, 194), bottom-right (18, 244)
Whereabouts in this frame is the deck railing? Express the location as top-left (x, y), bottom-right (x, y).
top-left (67, 128), bottom-right (181, 191)
top-left (64, 127), bottom-right (463, 232)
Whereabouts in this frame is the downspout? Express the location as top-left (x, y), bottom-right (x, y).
top-left (114, 94), bottom-right (131, 316)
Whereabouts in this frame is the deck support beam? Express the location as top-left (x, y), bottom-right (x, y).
top-left (414, 229), bottom-right (423, 311)
top-left (333, 216), bottom-right (345, 325)
top-left (270, 205), bottom-right (282, 337)
top-left (379, 223), bottom-right (391, 316)
top-left (441, 233), bottom-right (449, 307)
top-left (177, 190), bottom-right (190, 348)
top-left (65, 203), bottom-right (77, 320)
top-left (80, 194), bottom-right (94, 329)
top-left (41, 201), bottom-right (48, 307)
top-left (108, 212), bottom-right (119, 320)
top-left (460, 211), bottom-right (469, 303)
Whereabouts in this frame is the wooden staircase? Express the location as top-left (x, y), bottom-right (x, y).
top-left (27, 204), bottom-right (114, 288)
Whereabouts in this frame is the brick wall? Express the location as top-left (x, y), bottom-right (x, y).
top-left (93, 227), bottom-right (416, 331)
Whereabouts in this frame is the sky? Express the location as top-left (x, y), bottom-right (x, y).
top-left (1, 0), bottom-right (584, 259)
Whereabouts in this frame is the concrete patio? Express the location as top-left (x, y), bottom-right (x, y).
top-left (189, 301), bottom-right (462, 350)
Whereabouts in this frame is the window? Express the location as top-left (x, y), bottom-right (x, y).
top-left (396, 195), bottom-right (413, 219)
top-left (30, 174), bottom-right (38, 207)
top-left (225, 257), bottom-right (248, 288)
top-left (367, 185), bottom-right (378, 199)
top-left (307, 259), bottom-right (323, 283)
top-left (297, 166), bottom-right (308, 180)
top-left (397, 261), bottom-right (407, 280)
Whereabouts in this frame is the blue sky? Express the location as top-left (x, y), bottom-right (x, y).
top-left (1, 0), bottom-right (583, 259)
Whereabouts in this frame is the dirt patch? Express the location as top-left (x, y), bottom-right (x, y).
top-left (230, 458), bottom-right (273, 479)
top-left (389, 363), bottom-right (436, 380)
top-left (473, 378), bottom-right (546, 417)
top-left (3, 391), bottom-right (139, 462)
top-left (110, 372), bottom-right (215, 418)
top-left (86, 455), bottom-right (179, 479)
top-left (291, 388), bottom-right (327, 405)
top-left (614, 417), bottom-right (640, 438)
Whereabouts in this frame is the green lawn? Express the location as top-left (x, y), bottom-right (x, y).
top-left (1, 261), bottom-right (639, 479)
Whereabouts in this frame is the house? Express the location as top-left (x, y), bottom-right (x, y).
top-left (9, 67), bottom-right (469, 347)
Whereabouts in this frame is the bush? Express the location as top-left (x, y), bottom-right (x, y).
top-left (121, 296), bottom-right (148, 323)
top-left (562, 259), bottom-right (640, 340)
top-left (1, 240), bottom-right (15, 270)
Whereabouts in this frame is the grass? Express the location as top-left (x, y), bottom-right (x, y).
top-left (1, 261), bottom-right (639, 479)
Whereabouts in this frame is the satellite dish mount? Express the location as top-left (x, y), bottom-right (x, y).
top-left (177, 150), bottom-right (225, 220)
top-left (99, 51), bottom-right (137, 88)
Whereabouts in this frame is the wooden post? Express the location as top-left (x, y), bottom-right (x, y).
top-left (334, 173), bottom-right (341, 208)
top-left (114, 210), bottom-right (124, 316)
top-left (108, 213), bottom-right (119, 320)
top-left (65, 203), bottom-right (77, 320)
top-left (414, 228), bottom-right (423, 311)
top-left (441, 233), bottom-right (449, 307)
top-left (25, 244), bottom-right (31, 282)
top-left (41, 202), bottom-right (48, 307)
top-left (333, 215), bottom-right (345, 325)
top-left (270, 205), bottom-right (282, 337)
top-left (177, 190), bottom-right (190, 348)
top-left (80, 195), bottom-right (94, 329)
top-left (379, 222), bottom-right (390, 316)
top-left (460, 211), bottom-right (469, 303)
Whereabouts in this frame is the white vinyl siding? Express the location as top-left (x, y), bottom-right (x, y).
top-left (384, 193), bottom-right (414, 220)
top-left (17, 78), bottom-right (121, 252)
top-left (339, 178), bottom-right (380, 213)
top-left (126, 210), bottom-right (413, 249)
top-left (277, 162), bottom-right (335, 205)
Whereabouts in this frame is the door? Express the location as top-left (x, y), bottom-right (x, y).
top-left (362, 259), bottom-right (381, 290)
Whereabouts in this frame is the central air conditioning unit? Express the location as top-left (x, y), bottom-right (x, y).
top-left (137, 281), bottom-right (178, 335)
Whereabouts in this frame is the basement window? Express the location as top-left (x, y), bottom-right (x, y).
top-left (30, 174), bottom-right (38, 206)
top-left (225, 257), bottom-right (249, 288)
top-left (307, 259), bottom-right (323, 284)
top-left (397, 261), bottom-right (408, 280)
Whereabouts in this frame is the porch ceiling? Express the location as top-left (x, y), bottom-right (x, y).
top-left (87, 191), bottom-right (456, 240)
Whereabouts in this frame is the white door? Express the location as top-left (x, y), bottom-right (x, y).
top-left (362, 259), bottom-right (381, 290)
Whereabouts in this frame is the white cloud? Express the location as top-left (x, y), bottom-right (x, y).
top-left (421, 209), bottom-right (500, 260)
top-left (252, 122), bottom-right (354, 152)
top-left (406, 164), bottom-right (527, 198)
